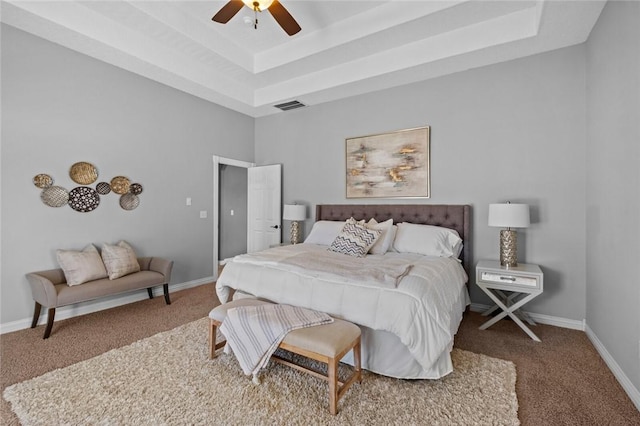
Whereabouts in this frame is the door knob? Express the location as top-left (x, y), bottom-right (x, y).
top-left (270, 225), bottom-right (279, 229)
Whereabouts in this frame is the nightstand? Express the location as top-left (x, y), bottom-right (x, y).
top-left (476, 260), bottom-right (544, 342)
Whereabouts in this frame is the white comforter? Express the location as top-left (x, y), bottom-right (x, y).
top-left (216, 244), bottom-right (469, 378)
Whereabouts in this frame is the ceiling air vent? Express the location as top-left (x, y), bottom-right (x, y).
top-left (274, 100), bottom-right (306, 111)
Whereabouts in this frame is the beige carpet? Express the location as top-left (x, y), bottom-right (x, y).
top-left (4, 318), bottom-right (518, 425)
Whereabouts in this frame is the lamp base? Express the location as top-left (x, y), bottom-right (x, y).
top-left (290, 221), bottom-right (300, 245)
top-left (499, 229), bottom-right (518, 267)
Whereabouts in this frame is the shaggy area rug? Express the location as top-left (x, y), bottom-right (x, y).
top-left (4, 318), bottom-right (519, 425)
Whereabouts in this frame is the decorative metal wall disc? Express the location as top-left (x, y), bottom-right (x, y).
top-left (130, 183), bottom-right (143, 195)
top-left (96, 182), bottom-right (111, 195)
top-left (120, 193), bottom-right (139, 210)
top-left (41, 186), bottom-right (69, 207)
top-left (68, 187), bottom-right (100, 212)
top-left (33, 174), bottom-right (53, 189)
top-left (69, 162), bottom-right (98, 185)
top-left (110, 176), bottom-right (131, 194)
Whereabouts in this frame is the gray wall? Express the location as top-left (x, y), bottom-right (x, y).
top-left (586, 1), bottom-right (640, 391)
top-left (219, 165), bottom-right (248, 260)
top-left (0, 25), bottom-right (255, 324)
top-left (3, 3), bottom-right (638, 398)
top-left (256, 45), bottom-right (588, 321)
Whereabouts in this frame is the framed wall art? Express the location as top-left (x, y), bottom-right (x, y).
top-left (346, 126), bottom-right (430, 198)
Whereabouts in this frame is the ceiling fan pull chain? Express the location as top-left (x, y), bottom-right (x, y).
top-left (253, 1), bottom-right (259, 30)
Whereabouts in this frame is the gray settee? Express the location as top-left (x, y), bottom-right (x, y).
top-left (26, 257), bottom-right (173, 338)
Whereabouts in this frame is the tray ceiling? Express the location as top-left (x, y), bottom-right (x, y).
top-left (1, 0), bottom-right (606, 117)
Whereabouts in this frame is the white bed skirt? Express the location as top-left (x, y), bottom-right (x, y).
top-left (232, 284), bottom-right (469, 379)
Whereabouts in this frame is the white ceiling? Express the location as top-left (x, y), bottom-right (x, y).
top-left (1, 0), bottom-right (606, 117)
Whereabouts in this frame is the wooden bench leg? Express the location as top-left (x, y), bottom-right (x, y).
top-left (354, 338), bottom-right (362, 383)
top-left (31, 302), bottom-right (42, 329)
top-left (163, 283), bottom-right (171, 305)
top-left (209, 320), bottom-right (218, 359)
top-left (208, 319), bottom-right (228, 359)
top-left (43, 308), bottom-right (56, 339)
top-left (330, 337), bottom-right (361, 415)
top-left (328, 358), bottom-right (338, 415)
top-left (147, 288), bottom-right (154, 299)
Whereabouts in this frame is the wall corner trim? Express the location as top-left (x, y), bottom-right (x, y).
top-left (585, 323), bottom-right (640, 412)
top-left (470, 303), bottom-right (640, 409)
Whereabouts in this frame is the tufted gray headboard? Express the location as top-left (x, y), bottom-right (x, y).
top-left (315, 204), bottom-right (472, 280)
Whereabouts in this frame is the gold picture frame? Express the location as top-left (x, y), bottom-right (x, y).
top-left (346, 126), bottom-right (430, 198)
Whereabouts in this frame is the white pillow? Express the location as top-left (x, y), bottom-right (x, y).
top-left (56, 244), bottom-right (108, 286)
top-left (304, 221), bottom-right (345, 245)
top-left (328, 219), bottom-right (381, 258)
top-left (392, 223), bottom-right (463, 258)
top-left (101, 240), bottom-right (141, 280)
top-left (304, 219), bottom-right (364, 245)
top-left (386, 225), bottom-right (399, 252)
top-left (366, 218), bottom-right (395, 254)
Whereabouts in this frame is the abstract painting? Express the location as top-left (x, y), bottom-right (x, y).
top-left (346, 126), bottom-right (430, 198)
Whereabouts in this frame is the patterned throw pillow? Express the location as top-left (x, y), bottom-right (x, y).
top-left (101, 240), bottom-right (141, 280)
top-left (328, 218), bottom-right (382, 257)
top-left (56, 244), bottom-right (108, 286)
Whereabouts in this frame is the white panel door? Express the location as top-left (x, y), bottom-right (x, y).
top-left (247, 164), bottom-right (282, 252)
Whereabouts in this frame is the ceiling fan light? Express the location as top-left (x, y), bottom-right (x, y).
top-left (242, 0), bottom-right (274, 12)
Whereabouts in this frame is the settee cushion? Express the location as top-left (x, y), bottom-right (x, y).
top-left (102, 241), bottom-right (141, 280)
top-left (56, 244), bottom-right (108, 286)
top-left (55, 270), bottom-right (165, 306)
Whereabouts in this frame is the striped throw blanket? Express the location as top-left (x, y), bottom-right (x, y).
top-left (220, 304), bottom-right (333, 379)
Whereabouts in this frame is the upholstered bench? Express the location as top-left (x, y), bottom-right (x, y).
top-left (208, 299), bottom-right (362, 415)
top-left (26, 257), bottom-right (173, 339)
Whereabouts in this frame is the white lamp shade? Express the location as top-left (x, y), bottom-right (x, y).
top-left (488, 203), bottom-right (530, 228)
top-left (283, 204), bottom-right (306, 221)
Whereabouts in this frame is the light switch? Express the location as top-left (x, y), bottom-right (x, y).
top-left (230, 209), bottom-right (234, 216)
top-left (186, 197), bottom-right (192, 206)
top-left (200, 210), bottom-right (207, 218)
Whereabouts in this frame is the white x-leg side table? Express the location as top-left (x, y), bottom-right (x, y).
top-left (476, 260), bottom-right (544, 342)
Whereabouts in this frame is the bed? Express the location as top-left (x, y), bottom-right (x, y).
top-left (216, 204), bottom-right (472, 379)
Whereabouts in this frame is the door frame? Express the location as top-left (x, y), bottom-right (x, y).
top-left (212, 155), bottom-right (255, 281)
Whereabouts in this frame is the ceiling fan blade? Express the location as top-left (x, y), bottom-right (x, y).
top-left (269, 0), bottom-right (301, 36)
top-left (212, 0), bottom-right (245, 24)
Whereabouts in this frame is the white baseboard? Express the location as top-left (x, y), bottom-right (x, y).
top-left (469, 302), bottom-right (640, 411)
top-left (469, 303), bottom-right (585, 330)
top-left (0, 277), bottom-right (214, 335)
top-left (585, 324), bottom-right (640, 411)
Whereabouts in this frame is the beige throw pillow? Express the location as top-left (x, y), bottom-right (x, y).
top-left (101, 241), bottom-right (140, 280)
top-left (56, 244), bottom-right (108, 286)
top-left (366, 218), bottom-right (395, 254)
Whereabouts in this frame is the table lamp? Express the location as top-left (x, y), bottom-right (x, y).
top-left (488, 202), bottom-right (530, 267)
top-left (283, 204), bottom-right (306, 244)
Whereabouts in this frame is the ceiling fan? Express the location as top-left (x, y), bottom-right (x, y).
top-left (212, 0), bottom-right (301, 36)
